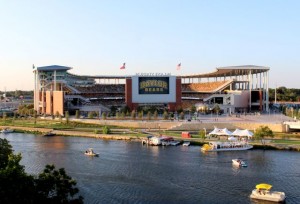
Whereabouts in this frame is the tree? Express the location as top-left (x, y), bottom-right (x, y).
top-left (147, 111), bottom-right (151, 120)
top-left (88, 112), bottom-right (94, 119)
top-left (254, 125), bottom-right (274, 146)
top-left (131, 110), bottom-right (136, 120)
top-left (153, 110), bottom-right (158, 120)
top-left (110, 106), bottom-right (117, 116)
top-left (0, 138), bottom-right (83, 203)
top-left (0, 138), bottom-right (13, 169)
top-left (35, 164), bottom-right (83, 203)
top-left (163, 111), bottom-right (169, 120)
top-left (102, 126), bottom-right (111, 134)
top-left (213, 104), bottom-right (221, 114)
top-left (191, 105), bottom-right (196, 114)
top-left (0, 153), bottom-right (36, 204)
top-left (102, 112), bottom-right (107, 120)
top-left (199, 129), bottom-right (206, 141)
top-left (75, 110), bottom-right (80, 119)
top-left (55, 111), bottom-right (60, 118)
top-left (65, 111), bottom-right (70, 124)
top-left (116, 112), bottom-right (120, 119)
top-left (138, 111), bottom-right (143, 120)
top-left (179, 112), bottom-right (185, 120)
top-left (121, 112), bottom-right (125, 119)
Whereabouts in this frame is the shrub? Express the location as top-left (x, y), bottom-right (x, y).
top-left (102, 112), bottom-right (107, 120)
top-left (102, 126), bottom-right (111, 134)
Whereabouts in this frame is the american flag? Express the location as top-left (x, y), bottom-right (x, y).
top-left (120, 63), bottom-right (126, 69)
top-left (176, 63), bottom-right (181, 70)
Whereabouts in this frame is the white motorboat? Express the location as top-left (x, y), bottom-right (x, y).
top-left (170, 141), bottom-right (180, 146)
top-left (149, 136), bottom-right (163, 146)
top-left (201, 141), bottom-right (253, 152)
top-left (0, 128), bottom-right (14, 133)
top-left (250, 183), bottom-right (285, 202)
top-left (84, 148), bottom-right (99, 156)
top-left (232, 159), bottom-right (247, 167)
top-left (182, 141), bottom-right (190, 146)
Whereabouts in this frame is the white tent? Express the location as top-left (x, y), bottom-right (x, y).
top-left (228, 136), bottom-right (238, 141)
top-left (231, 129), bottom-right (243, 136)
top-left (232, 129), bottom-right (253, 138)
top-left (208, 127), bottom-right (232, 136)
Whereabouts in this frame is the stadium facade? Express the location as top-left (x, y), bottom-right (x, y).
top-left (33, 65), bottom-right (270, 116)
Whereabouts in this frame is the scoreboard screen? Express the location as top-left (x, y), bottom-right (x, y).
top-left (138, 77), bottom-right (169, 94)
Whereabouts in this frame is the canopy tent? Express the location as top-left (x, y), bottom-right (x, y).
top-left (232, 129), bottom-right (253, 138)
top-left (208, 127), bottom-right (232, 136)
top-left (256, 183), bottom-right (272, 190)
top-left (228, 136), bottom-right (238, 141)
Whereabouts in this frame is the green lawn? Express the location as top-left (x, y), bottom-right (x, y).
top-left (271, 139), bottom-right (300, 144)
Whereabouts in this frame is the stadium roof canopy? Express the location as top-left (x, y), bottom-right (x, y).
top-left (179, 65), bottom-right (270, 78)
top-left (36, 65), bottom-right (72, 71)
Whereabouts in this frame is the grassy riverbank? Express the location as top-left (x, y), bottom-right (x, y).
top-left (1, 118), bottom-right (300, 151)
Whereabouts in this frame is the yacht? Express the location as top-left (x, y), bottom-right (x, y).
top-left (84, 148), bottom-right (99, 156)
top-left (201, 141), bottom-right (253, 152)
top-left (250, 183), bottom-right (285, 202)
top-left (232, 159), bottom-right (247, 167)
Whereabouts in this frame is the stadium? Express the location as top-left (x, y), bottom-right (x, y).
top-left (33, 65), bottom-right (270, 117)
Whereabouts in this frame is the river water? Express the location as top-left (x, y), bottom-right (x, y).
top-left (1, 133), bottom-right (300, 204)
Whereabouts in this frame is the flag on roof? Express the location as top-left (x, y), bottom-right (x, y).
top-left (176, 63), bottom-right (181, 70)
top-left (120, 63), bottom-right (126, 69)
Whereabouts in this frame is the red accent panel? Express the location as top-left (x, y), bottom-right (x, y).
top-left (259, 90), bottom-right (262, 111)
top-left (125, 79), bottom-right (133, 109)
top-left (175, 78), bottom-right (182, 109)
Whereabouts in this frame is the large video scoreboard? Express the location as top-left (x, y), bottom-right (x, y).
top-left (138, 77), bottom-right (169, 94)
top-left (132, 75), bottom-right (176, 103)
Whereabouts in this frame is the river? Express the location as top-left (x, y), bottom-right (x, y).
top-left (1, 133), bottom-right (300, 204)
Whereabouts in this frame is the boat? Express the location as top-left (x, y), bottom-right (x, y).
top-left (170, 140), bottom-right (180, 146)
top-left (250, 183), bottom-right (286, 202)
top-left (142, 135), bottom-right (153, 145)
top-left (182, 141), bottom-right (190, 146)
top-left (0, 128), bottom-right (14, 133)
top-left (201, 141), bottom-right (253, 152)
top-left (84, 148), bottom-right (99, 156)
top-left (147, 136), bottom-right (162, 145)
top-left (142, 136), bottom-right (180, 146)
top-left (142, 135), bottom-right (162, 146)
top-left (161, 136), bottom-right (174, 146)
top-left (232, 158), bottom-right (247, 167)
top-left (44, 131), bottom-right (56, 136)
top-left (161, 137), bottom-right (181, 146)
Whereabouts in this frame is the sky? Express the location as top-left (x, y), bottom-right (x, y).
top-left (1, 0), bottom-right (300, 91)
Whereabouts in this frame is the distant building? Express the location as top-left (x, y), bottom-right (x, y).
top-left (33, 65), bottom-right (270, 116)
